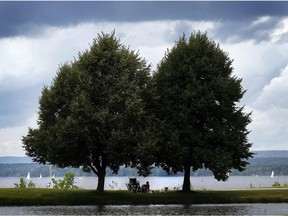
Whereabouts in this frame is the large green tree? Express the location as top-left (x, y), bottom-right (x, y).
top-left (152, 32), bottom-right (253, 192)
top-left (22, 32), bottom-right (154, 192)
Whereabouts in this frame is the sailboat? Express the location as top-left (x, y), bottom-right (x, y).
top-left (27, 172), bottom-right (30, 180)
top-left (270, 171), bottom-right (275, 178)
top-left (39, 173), bottom-right (42, 179)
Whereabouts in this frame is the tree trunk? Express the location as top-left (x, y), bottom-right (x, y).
top-left (96, 168), bottom-right (106, 192)
top-left (182, 165), bottom-right (191, 192)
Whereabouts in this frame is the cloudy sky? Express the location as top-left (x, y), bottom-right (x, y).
top-left (1, 1), bottom-right (288, 156)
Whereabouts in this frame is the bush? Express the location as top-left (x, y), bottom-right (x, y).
top-left (27, 181), bottom-right (36, 188)
top-left (272, 181), bottom-right (288, 188)
top-left (272, 181), bottom-right (281, 187)
top-left (14, 178), bottom-right (36, 188)
top-left (52, 172), bottom-right (78, 189)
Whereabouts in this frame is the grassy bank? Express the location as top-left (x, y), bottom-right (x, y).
top-left (0, 188), bottom-right (288, 206)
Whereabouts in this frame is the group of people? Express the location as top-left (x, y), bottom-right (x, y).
top-left (127, 178), bottom-right (150, 193)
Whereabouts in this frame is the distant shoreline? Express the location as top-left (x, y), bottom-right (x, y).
top-left (2, 150), bottom-right (288, 163)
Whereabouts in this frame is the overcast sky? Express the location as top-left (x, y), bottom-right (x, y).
top-left (1, 1), bottom-right (288, 156)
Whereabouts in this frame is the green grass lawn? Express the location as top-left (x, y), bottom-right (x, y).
top-left (0, 188), bottom-right (288, 206)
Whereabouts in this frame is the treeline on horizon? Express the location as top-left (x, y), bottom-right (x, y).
top-left (1, 157), bottom-right (288, 178)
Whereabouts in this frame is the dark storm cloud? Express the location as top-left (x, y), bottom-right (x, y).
top-left (1, 1), bottom-right (288, 38)
top-left (0, 87), bottom-right (40, 128)
top-left (214, 17), bottom-right (281, 43)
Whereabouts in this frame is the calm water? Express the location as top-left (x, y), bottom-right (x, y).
top-left (0, 204), bottom-right (288, 215)
top-left (1, 175), bottom-right (288, 190)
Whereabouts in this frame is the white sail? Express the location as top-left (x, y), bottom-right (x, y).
top-left (271, 171), bottom-right (274, 178)
top-left (27, 172), bottom-right (30, 180)
top-left (39, 173), bottom-right (42, 179)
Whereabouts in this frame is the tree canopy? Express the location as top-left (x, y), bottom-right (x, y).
top-left (22, 31), bottom-right (253, 192)
top-left (152, 32), bottom-right (253, 192)
top-left (22, 32), bottom-right (153, 192)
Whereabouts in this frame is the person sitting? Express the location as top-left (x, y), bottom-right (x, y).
top-left (141, 181), bottom-right (150, 193)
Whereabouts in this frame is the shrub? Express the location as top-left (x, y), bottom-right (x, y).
top-left (52, 172), bottom-right (78, 189)
top-left (272, 181), bottom-right (288, 188)
top-left (27, 181), bottom-right (36, 188)
top-left (272, 181), bottom-right (281, 187)
top-left (14, 178), bottom-right (36, 188)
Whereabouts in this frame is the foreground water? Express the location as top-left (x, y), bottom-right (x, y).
top-left (1, 175), bottom-right (288, 190)
top-left (1, 204), bottom-right (288, 215)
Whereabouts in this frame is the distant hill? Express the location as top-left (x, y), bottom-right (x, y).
top-left (0, 150), bottom-right (288, 163)
top-left (253, 150), bottom-right (288, 158)
top-left (0, 156), bottom-right (33, 164)
top-left (0, 151), bottom-right (288, 177)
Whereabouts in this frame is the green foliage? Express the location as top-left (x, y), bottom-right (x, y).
top-left (14, 178), bottom-right (27, 188)
top-left (152, 31), bottom-right (253, 191)
top-left (52, 172), bottom-right (77, 189)
top-left (272, 181), bottom-right (281, 187)
top-left (22, 32), bottom-right (153, 192)
top-left (14, 178), bottom-right (35, 188)
top-left (272, 181), bottom-right (288, 188)
top-left (27, 181), bottom-right (36, 188)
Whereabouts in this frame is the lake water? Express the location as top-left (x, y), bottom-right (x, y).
top-left (2, 175), bottom-right (288, 190)
top-left (1, 204), bottom-right (288, 215)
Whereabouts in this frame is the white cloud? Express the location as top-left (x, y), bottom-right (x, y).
top-left (0, 25), bottom-right (95, 92)
top-left (0, 114), bottom-right (37, 156)
top-left (0, 20), bottom-right (217, 93)
top-left (270, 17), bottom-right (288, 43)
top-left (248, 106), bottom-right (288, 151)
top-left (221, 40), bottom-right (288, 104)
top-left (252, 65), bottom-right (288, 110)
top-left (113, 20), bottom-right (217, 69)
top-left (216, 20), bottom-right (288, 150)
top-left (247, 65), bottom-right (288, 150)
top-left (250, 16), bottom-right (272, 27)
